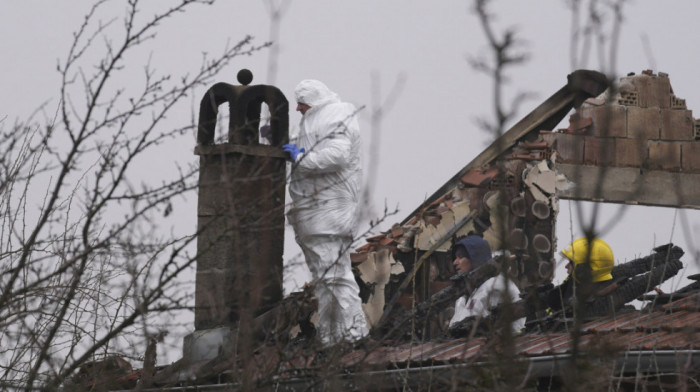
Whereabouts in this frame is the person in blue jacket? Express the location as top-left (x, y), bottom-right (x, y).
top-left (450, 235), bottom-right (524, 332)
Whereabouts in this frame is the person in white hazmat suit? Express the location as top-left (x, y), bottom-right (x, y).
top-left (282, 80), bottom-right (369, 346)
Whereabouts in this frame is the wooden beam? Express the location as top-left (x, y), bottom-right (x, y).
top-left (402, 70), bottom-right (609, 224)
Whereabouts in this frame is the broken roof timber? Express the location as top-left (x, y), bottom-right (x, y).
top-left (401, 69), bottom-right (609, 225)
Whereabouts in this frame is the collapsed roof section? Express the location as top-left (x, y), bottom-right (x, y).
top-left (353, 69), bottom-right (700, 334)
top-left (400, 70), bottom-right (609, 224)
top-left (354, 70), bottom-right (609, 327)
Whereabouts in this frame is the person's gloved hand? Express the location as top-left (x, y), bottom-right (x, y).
top-left (283, 144), bottom-right (305, 162)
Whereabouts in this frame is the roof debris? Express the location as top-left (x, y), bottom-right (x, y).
top-left (77, 70), bottom-right (700, 391)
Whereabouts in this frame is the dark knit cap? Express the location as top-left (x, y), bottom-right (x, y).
top-left (454, 235), bottom-right (492, 270)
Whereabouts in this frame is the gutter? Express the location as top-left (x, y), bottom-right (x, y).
top-left (119, 350), bottom-right (700, 391)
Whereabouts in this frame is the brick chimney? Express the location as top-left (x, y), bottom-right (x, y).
top-left (192, 69), bottom-right (289, 333)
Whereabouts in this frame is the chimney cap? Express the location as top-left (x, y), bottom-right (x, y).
top-left (237, 69), bottom-right (253, 85)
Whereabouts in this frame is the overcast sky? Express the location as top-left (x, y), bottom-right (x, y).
top-left (2, 1), bottom-right (699, 306)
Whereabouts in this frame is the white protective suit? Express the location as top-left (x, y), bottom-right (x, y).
top-left (449, 275), bottom-right (525, 332)
top-left (288, 80), bottom-right (368, 345)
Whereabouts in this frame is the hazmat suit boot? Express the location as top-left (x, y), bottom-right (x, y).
top-left (297, 234), bottom-right (369, 346)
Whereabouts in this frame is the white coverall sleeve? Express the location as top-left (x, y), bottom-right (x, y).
top-left (295, 127), bottom-right (353, 173)
top-left (449, 277), bottom-right (494, 326)
top-left (449, 276), bottom-right (524, 331)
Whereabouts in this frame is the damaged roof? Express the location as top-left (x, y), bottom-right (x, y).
top-left (81, 69), bottom-right (700, 390)
top-left (104, 291), bottom-right (700, 390)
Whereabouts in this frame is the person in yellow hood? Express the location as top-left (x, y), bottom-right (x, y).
top-left (549, 237), bottom-right (614, 311)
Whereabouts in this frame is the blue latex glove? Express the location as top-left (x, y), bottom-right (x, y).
top-left (282, 144), bottom-right (305, 162)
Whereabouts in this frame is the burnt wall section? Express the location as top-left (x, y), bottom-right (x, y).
top-left (352, 71), bottom-right (610, 332)
top-left (346, 70), bottom-right (700, 341)
top-left (194, 70), bottom-right (289, 331)
top-left (542, 70), bottom-right (700, 209)
top-left (458, 154), bottom-right (560, 286)
top-left (353, 146), bottom-right (561, 332)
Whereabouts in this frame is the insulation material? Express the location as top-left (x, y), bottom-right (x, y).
top-left (523, 158), bottom-right (573, 201)
top-left (478, 191), bottom-right (510, 250)
top-left (582, 77), bottom-right (635, 107)
top-left (357, 249), bottom-right (400, 327)
top-left (522, 161), bottom-right (554, 201)
top-left (396, 225), bottom-right (421, 252)
top-left (553, 167), bottom-right (575, 194)
top-left (546, 151), bottom-right (575, 193)
top-left (391, 259), bottom-right (406, 275)
top-left (414, 200), bottom-right (473, 251)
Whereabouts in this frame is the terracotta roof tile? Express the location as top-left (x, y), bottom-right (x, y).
top-left (582, 311), bottom-right (656, 332)
top-left (460, 167), bottom-right (499, 187)
top-left (390, 226), bottom-right (404, 238)
top-left (431, 338), bottom-right (486, 362)
top-left (379, 237), bottom-right (396, 246)
top-left (662, 292), bottom-right (700, 312)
